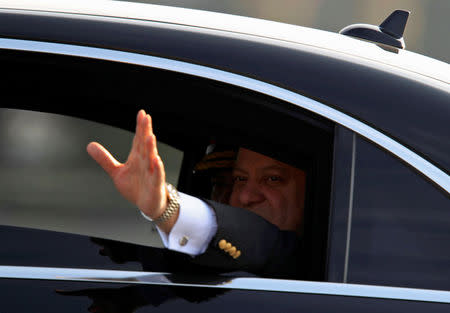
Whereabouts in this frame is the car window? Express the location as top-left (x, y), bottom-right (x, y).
top-left (0, 108), bottom-right (186, 269)
top-left (1, 49), bottom-right (336, 279)
top-left (0, 108), bottom-right (183, 246)
top-left (347, 135), bottom-right (450, 291)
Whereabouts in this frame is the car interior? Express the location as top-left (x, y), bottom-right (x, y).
top-left (3, 49), bottom-right (336, 281)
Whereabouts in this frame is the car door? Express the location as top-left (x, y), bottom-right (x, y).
top-left (328, 127), bottom-right (450, 290)
top-left (1, 38), bottom-right (449, 312)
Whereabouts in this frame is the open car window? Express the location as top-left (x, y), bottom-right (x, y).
top-left (0, 108), bottom-right (184, 247)
top-left (1, 49), bottom-right (335, 279)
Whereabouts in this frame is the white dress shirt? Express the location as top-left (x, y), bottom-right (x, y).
top-left (141, 192), bottom-right (217, 256)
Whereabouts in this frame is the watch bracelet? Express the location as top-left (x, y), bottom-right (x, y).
top-left (152, 183), bottom-right (180, 224)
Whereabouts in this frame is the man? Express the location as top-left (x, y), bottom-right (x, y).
top-left (87, 110), bottom-right (306, 278)
top-left (229, 147), bottom-right (306, 234)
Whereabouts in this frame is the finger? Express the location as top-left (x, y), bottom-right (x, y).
top-left (87, 142), bottom-right (121, 177)
top-left (143, 113), bottom-right (159, 154)
top-left (153, 155), bottom-right (166, 190)
top-left (133, 110), bottom-right (146, 152)
top-left (147, 114), bottom-right (159, 156)
top-left (139, 114), bottom-right (151, 155)
top-left (137, 109), bottom-right (146, 126)
top-left (147, 113), bottom-right (154, 135)
top-left (145, 135), bottom-right (156, 170)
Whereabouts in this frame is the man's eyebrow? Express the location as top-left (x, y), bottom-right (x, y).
top-left (232, 167), bottom-right (247, 174)
top-left (232, 165), bottom-right (289, 174)
top-left (261, 165), bottom-right (289, 174)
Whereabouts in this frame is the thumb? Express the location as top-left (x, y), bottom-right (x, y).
top-left (87, 142), bottom-right (121, 177)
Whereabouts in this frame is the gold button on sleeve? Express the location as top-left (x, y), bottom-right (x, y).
top-left (228, 247), bottom-right (237, 255)
top-left (225, 243), bottom-right (232, 251)
top-left (232, 251), bottom-right (241, 259)
top-left (218, 239), bottom-right (227, 249)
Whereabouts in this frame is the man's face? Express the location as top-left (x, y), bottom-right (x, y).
top-left (229, 148), bottom-right (306, 232)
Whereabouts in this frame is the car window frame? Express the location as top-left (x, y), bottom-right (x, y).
top-left (326, 125), bottom-right (354, 283)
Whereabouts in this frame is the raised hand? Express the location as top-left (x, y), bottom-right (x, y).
top-left (87, 110), bottom-right (175, 231)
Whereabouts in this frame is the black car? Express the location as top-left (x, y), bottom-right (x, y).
top-left (0, 0), bottom-right (449, 312)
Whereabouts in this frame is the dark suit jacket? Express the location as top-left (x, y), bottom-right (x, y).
top-left (94, 200), bottom-right (304, 279)
top-left (88, 201), bottom-right (304, 309)
top-left (191, 200), bottom-right (305, 279)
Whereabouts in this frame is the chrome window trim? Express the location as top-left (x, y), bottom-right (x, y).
top-left (0, 38), bottom-right (448, 193)
top-left (343, 133), bottom-right (357, 283)
top-left (1, 266), bottom-right (449, 304)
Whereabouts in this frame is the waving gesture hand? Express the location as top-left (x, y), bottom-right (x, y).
top-left (87, 110), bottom-right (176, 232)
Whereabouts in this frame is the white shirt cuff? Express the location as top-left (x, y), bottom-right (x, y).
top-left (141, 192), bottom-right (217, 256)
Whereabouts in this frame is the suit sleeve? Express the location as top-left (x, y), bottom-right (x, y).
top-left (191, 200), bottom-right (304, 279)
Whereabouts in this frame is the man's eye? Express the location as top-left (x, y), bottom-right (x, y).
top-left (266, 176), bottom-right (283, 183)
top-left (233, 176), bottom-right (247, 182)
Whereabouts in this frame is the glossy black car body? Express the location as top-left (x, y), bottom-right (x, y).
top-left (0, 1), bottom-right (449, 312)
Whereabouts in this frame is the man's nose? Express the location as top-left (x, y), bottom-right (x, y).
top-left (239, 181), bottom-right (264, 207)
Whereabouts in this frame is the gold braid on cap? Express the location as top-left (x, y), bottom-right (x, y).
top-left (194, 150), bottom-right (236, 171)
top-left (194, 159), bottom-right (235, 171)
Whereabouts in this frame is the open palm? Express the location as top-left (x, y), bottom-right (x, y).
top-left (87, 110), bottom-right (167, 219)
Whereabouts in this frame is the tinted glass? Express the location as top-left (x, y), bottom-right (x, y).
top-left (0, 109), bottom-right (183, 267)
top-left (348, 136), bottom-right (450, 290)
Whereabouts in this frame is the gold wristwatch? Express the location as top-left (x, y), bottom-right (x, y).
top-left (151, 183), bottom-right (180, 224)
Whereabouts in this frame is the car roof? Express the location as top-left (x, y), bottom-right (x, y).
top-left (1, 0), bottom-right (449, 84)
top-left (1, 0), bottom-right (449, 174)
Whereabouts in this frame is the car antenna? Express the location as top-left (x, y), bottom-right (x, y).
top-left (339, 10), bottom-right (410, 50)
